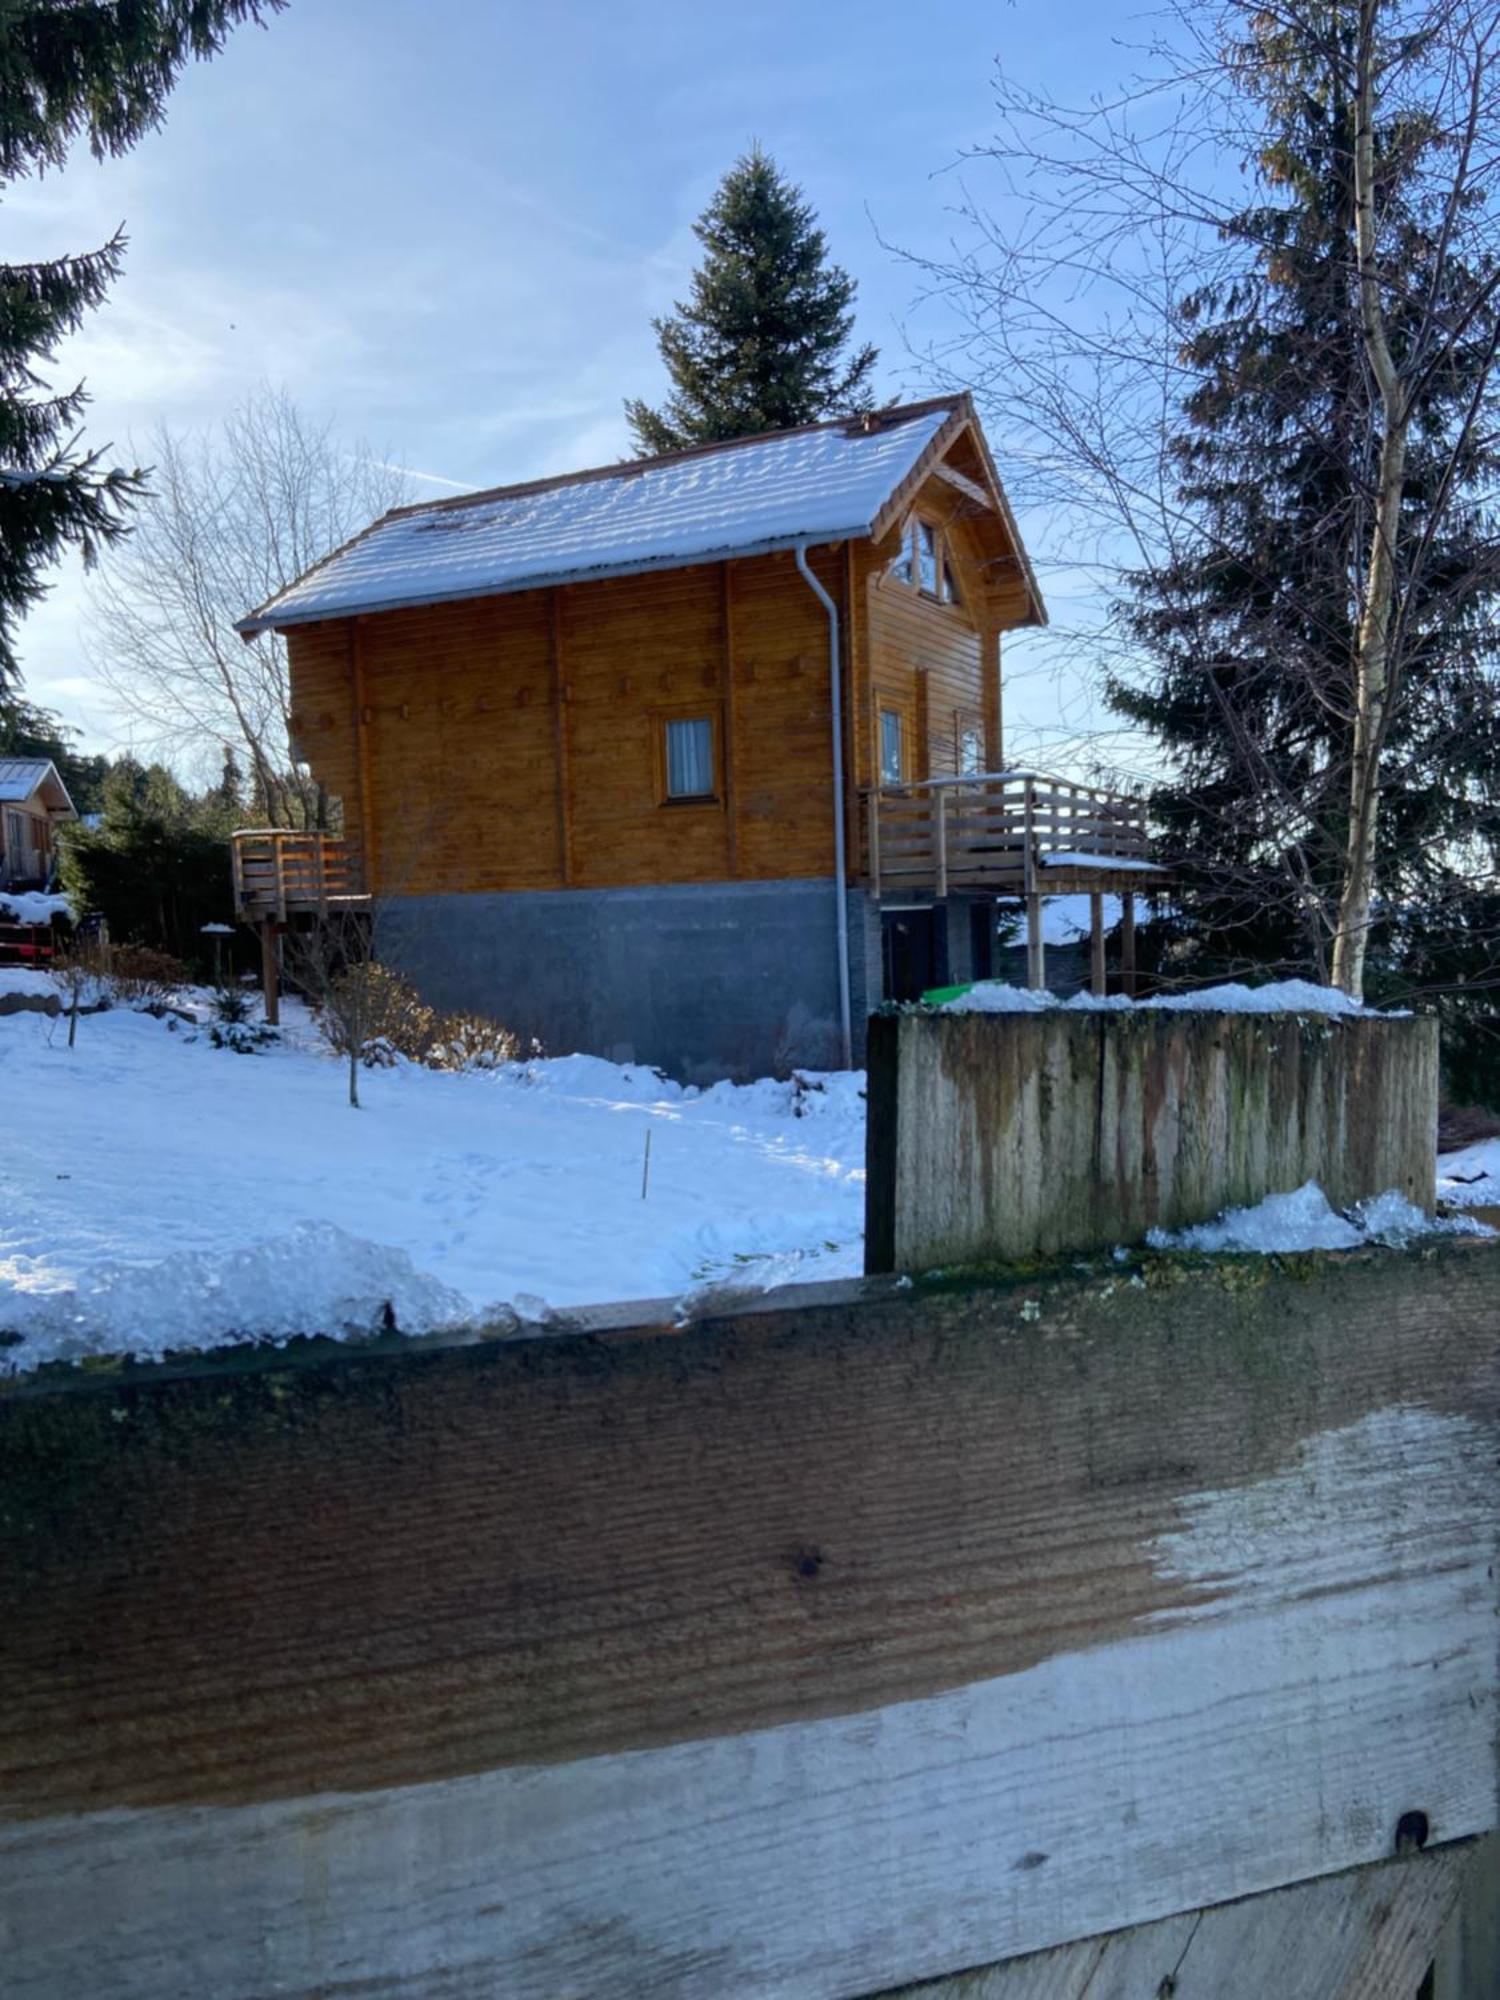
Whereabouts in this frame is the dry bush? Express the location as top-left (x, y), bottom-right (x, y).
top-left (107, 944), bottom-right (188, 1011)
top-left (317, 962), bottom-right (519, 1073)
top-left (50, 935), bottom-right (114, 1047)
top-left (424, 1009), bottom-right (520, 1072)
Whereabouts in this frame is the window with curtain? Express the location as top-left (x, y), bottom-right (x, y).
top-left (879, 708), bottom-right (906, 785)
top-left (663, 715), bottom-right (716, 799)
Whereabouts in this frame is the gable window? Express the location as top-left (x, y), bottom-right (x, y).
top-left (661, 713), bottom-right (717, 802)
top-left (917, 520), bottom-right (940, 596)
top-left (879, 708), bottom-right (906, 786)
top-left (888, 516), bottom-right (963, 606)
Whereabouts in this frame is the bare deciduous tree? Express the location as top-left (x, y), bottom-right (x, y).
top-left (88, 387), bottom-right (410, 826)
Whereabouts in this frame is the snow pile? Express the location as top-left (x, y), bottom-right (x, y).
top-left (0, 889), bottom-right (72, 925)
top-left (943, 978), bottom-right (1390, 1017)
top-left (1147, 1181), bottom-right (1492, 1255)
top-left (0, 966), bottom-right (61, 998)
top-left (0, 1220), bottom-right (471, 1374)
top-left (1437, 1137), bottom-right (1500, 1209)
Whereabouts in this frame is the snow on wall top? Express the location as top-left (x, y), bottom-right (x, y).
top-left (238, 400), bottom-right (959, 633)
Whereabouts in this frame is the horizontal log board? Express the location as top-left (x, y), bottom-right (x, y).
top-left (3, 1245), bottom-right (1499, 1997)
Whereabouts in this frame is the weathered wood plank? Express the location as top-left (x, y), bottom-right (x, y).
top-left (3, 1247), bottom-right (1497, 1997)
top-left (865, 1009), bottom-right (1439, 1271)
top-left (890, 1844), bottom-right (1472, 1999)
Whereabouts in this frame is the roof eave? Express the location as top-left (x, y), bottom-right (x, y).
top-left (234, 527), bottom-right (866, 638)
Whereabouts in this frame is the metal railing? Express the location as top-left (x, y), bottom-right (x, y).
top-left (230, 830), bottom-right (366, 922)
top-left (865, 771), bottom-right (1154, 899)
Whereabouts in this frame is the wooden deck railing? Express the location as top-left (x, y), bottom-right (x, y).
top-left (866, 770), bottom-right (1156, 899)
top-left (230, 830), bottom-right (366, 922)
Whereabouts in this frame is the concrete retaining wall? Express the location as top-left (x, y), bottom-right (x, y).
top-left (376, 877), bottom-right (885, 1084)
top-left (866, 1007), bottom-right (1439, 1272)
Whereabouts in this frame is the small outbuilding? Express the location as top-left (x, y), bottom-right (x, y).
top-left (0, 758), bottom-right (76, 891)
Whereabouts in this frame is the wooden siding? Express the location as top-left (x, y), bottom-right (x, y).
top-left (287, 545), bottom-right (848, 896)
top-left (280, 441), bottom-right (1024, 904)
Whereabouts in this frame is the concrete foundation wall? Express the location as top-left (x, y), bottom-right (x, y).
top-left (376, 878), bottom-right (883, 1084)
top-left (866, 1008), bottom-right (1440, 1272)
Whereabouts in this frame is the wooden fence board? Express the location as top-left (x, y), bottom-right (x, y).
top-left (2, 1246), bottom-right (1498, 1997)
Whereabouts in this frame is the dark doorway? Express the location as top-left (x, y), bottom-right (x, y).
top-left (969, 900), bottom-right (996, 983)
top-left (882, 907), bottom-right (942, 1002)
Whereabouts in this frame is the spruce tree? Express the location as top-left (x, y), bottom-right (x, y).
top-left (1110, 8), bottom-right (1500, 997)
top-left (625, 147), bottom-right (878, 454)
top-left (0, 1), bottom-right (285, 697)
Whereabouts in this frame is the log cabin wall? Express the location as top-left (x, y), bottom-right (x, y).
top-left (285, 543), bottom-right (851, 899)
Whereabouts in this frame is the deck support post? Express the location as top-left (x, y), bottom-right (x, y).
top-left (1090, 891), bottom-right (1107, 997)
top-left (1025, 893), bottom-right (1045, 991)
top-left (260, 918), bottom-right (280, 1027)
top-left (1121, 892), bottom-right (1137, 998)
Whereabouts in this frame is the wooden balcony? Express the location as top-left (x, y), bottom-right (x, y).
top-left (866, 770), bottom-right (1167, 902)
top-left (230, 830), bottom-right (368, 923)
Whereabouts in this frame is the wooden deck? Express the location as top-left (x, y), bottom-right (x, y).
top-left (230, 830), bottom-right (367, 923)
top-left (866, 770), bottom-right (1165, 901)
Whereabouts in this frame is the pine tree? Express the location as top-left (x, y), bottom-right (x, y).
top-left (0, 1), bottom-right (285, 696)
top-left (625, 147), bottom-right (878, 454)
top-left (1111, 6), bottom-right (1500, 996)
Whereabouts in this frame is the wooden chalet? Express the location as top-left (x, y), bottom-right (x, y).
top-left (237, 393), bottom-right (1164, 1078)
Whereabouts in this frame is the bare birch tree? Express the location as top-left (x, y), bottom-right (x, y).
top-left (87, 387), bottom-right (410, 825)
top-left (910, 0), bottom-right (1500, 998)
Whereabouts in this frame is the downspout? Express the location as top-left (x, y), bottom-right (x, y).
top-left (794, 541), bottom-right (854, 1070)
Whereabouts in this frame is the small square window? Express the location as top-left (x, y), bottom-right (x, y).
top-left (663, 714), bottom-right (716, 800)
top-left (879, 709), bottom-right (906, 786)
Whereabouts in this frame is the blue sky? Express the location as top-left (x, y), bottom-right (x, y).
top-left (10, 0), bottom-right (1133, 756)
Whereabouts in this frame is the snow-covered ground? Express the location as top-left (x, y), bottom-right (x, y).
top-left (1, 975), bottom-right (1489, 1375)
top-left (0, 993), bottom-right (864, 1371)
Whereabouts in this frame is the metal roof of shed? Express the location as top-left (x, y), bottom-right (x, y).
top-left (0, 758), bottom-right (75, 813)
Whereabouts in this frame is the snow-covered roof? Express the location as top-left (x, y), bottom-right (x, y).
top-left (0, 758), bottom-right (75, 815)
top-left (238, 396), bottom-right (1009, 635)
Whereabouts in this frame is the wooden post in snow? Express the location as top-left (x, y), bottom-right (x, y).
top-left (1089, 891), bottom-right (1106, 997)
top-left (259, 919), bottom-right (279, 1027)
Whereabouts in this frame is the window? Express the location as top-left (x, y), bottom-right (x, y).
top-left (917, 520), bottom-right (940, 596)
top-left (888, 516), bottom-right (963, 606)
top-left (879, 708), bottom-right (906, 786)
top-left (957, 716), bottom-right (985, 775)
top-left (889, 523), bottom-right (916, 587)
top-left (662, 713), bottom-right (717, 801)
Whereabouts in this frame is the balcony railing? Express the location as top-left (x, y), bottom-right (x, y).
top-left (866, 771), bottom-right (1161, 900)
top-left (230, 830), bottom-right (367, 923)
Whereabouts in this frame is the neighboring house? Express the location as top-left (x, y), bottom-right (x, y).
top-left (0, 758), bottom-right (76, 891)
top-left (236, 393), bottom-right (1161, 1080)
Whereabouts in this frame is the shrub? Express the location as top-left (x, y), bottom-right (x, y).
top-left (209, 1019), bottom-right (279, 1055)
top-left (107, 945), bottom-right (188, 1011)
top-left (424, 1010), bottom-right (521, 1071)
top-left (315, 963), bottom-right (519, 1072)
top-left (212, 983), bottom-right (257, 1025)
